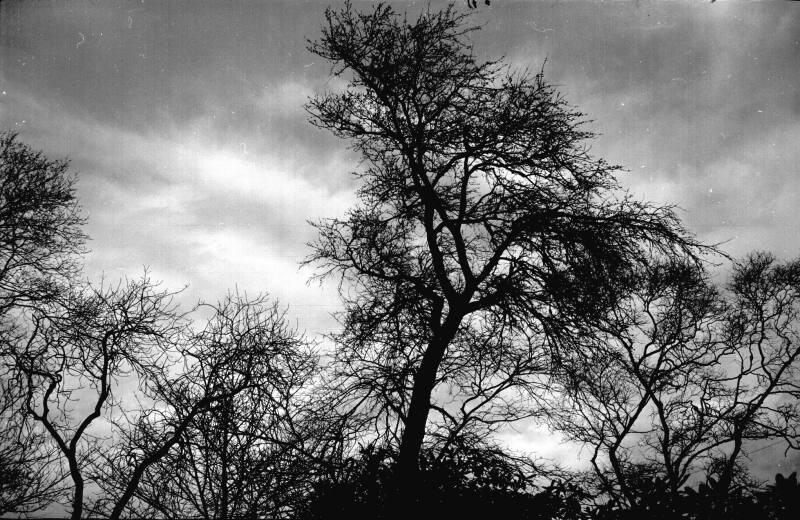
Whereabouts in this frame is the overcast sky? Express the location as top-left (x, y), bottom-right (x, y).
top-left (2, 0), bottom-right (799, 472)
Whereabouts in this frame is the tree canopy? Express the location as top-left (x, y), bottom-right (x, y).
top-left (306, 1), bottom-right (708, 494)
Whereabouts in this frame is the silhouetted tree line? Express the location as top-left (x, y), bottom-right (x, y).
top-left (1, 3), bottom-right (798, 519)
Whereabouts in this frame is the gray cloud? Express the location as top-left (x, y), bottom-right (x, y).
top-left (488, 1), bottom-right (800, 257)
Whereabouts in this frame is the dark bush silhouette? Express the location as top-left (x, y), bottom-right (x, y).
top-left (298, 444), bottom-right (589, 520)
top-left (593, 471), bottom-right (800, 520)
top-left (755, 472), bottom-right (800, 520)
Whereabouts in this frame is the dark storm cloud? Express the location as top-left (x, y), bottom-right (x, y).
top-left (1, 0), bottom-right (355, 181)
top-left (0, 0), bottom-right (362, 329)
top-left (477, 1), bottom-right (800, 257)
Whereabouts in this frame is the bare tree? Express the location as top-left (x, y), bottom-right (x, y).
top-left (95, 294), bottom-right (321, 520)
top-left (0, 369), bottom-right (66, 515)
top-left (8, 275), bottom-right (184, 520)
top-left (0, 131), bottom-right (86, 515)
top-left (305, 2), bottom-right (705, 494)
top-left (549, 254), bottom-right (800, 510)
top-left (0, 134), bottom-right (330, 519)
top-left (0, 131), bottom-right (85, 314)
top-left (695, 253), bottom-right (800, 501)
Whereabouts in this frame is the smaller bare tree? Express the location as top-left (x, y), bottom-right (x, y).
top-left (95, 293), bottom-right (321, 520)
top-left (0, 131), bottom-right (86, 315)
top-left (0, 370), bottom-right (66, 515)
top-left (9, 275), bottom-right (184, 520)
top-left (549, 254), bottom-right (800, 510)
top-left (0, 131), bottom-right (86, 514)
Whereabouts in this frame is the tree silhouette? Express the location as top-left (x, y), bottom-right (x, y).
top-left (0, 369), bottom-right (66, 514)
top-left (0, 132), bottom-right (86, 314)
top-left (94, 294), bottom-right (320, 520)
top-left (0, 132), bottom-right (85, 514)
top-left (8, 276), bottom-right (185, 520)
top-left (305, 2), bottom-right (707, 502)
top-left (7, 279), bottom-right (319, 520)
top-left (0, 134), bottom-right (328, 519)
top-left (549, 254), bottom-right (800, 513)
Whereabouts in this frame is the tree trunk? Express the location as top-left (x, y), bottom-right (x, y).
top-left (397, 315), bottom-right (461, 488)
top-left (68, 457), bottom-right (83, 520)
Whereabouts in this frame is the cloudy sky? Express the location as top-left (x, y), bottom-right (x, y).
top-left (2, 0), bottom-right (799, 471)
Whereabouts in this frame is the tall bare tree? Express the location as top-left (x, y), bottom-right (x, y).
top-left (305, 2), bottom-right (705, 494)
